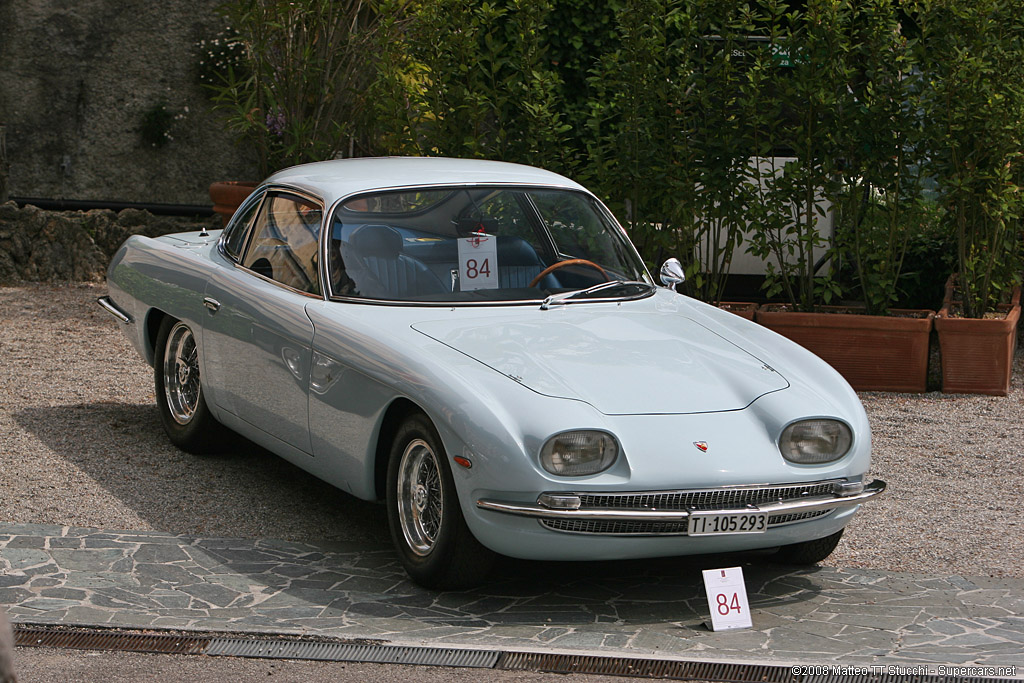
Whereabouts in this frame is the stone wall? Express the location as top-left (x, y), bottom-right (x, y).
top-left (0, 0), bottom-right (258, 206)
top-left (0, 201), bottom-right (217, 283)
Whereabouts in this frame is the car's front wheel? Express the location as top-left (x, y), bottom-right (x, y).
top-left (154, 317), bottom-right (227, 454)
top-left (386, 412), bottom-right (494, 589)
top-left (774, 529), bottom-right (844, 564)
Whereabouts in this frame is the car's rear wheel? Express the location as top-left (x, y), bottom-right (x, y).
top-left (386, 412), bottom-right (494, 589)
top-left (154, 317), bottom-right (227, 454)
top-left (774, 529), bottom-right (844, 564)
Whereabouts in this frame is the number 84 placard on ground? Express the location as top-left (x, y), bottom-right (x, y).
top-left (702, 566), bottom-right (753, 631)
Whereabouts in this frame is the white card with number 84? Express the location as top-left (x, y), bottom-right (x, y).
top-left (458, 235), bottom-right (498, 290)
top-left (702, 566), bottom-right (753, 631)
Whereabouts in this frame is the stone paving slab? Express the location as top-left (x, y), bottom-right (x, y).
top-left (1, 522), bottom-right (1022, 674)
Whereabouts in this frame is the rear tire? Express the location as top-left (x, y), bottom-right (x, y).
top-left (773, 529), bottom-right (844, 564)
top-left (154, 317), bottom-right (227, 454)
top-left (386, 412), bottom-right (494, 589)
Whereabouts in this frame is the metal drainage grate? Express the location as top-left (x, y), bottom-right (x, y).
top-left (15, 625), bottom-right (1020, 683)
top-left (805, 676), bottom-right (1020, 683)
top-left (14, 627), bottom-right (210, 655)
top-left (205, 638), bottom-right (500, 668)
top-left (500, 652), bottom-right (798, 682)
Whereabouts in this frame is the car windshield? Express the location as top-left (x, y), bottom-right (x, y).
top-left (326, 186), bottom-right (652, 304)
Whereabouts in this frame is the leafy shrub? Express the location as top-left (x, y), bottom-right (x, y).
top-left (206, 0), bottom-right (392, 176)
top-left (370, 0), bottom-right (573, 173)
top-left (916, 0), bottom-right (1024, 317)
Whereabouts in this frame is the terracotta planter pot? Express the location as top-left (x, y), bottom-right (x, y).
top-left (209, 181), bottom-right (258, 227)
top-left (755, 306), bottom-right (935, 392)
top-left (717, 301), bottom-right (758, 320)
top-left (934, 303), bottom-right (1019, 396)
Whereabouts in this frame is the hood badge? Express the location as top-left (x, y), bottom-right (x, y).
top-left (693, 441), bottom-right (709, 453)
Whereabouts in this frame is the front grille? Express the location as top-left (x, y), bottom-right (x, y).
top-left (576, 481), bottom-right (839, 512)
top-left (540, 508), bottom-right (834, 536)
top-left (768, 509), bottom-right (836, 526)
top-left (538, 482), bottom-right (843, 536)
top-left (543, 519), bottom-right (691, 535)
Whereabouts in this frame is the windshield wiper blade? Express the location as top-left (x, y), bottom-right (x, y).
top-left (540, 280), bottom-right (653, 310)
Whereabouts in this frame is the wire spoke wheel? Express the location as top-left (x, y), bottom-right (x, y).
top-left (163, 322), bottom-right (201, 425)
top-left (396, 438), bottom-right (444, 556)
top-left (386, 413), bottom-right (495, 588)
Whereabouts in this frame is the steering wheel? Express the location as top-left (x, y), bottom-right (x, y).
top-left (529, 259), bottom-right (609, 288)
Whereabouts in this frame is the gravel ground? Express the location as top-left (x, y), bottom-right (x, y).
top-left (1, 282), bottom-right (1022, 579)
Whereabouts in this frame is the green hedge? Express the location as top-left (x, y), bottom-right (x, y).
top-left (210, 0), bottom-right (1024, 315)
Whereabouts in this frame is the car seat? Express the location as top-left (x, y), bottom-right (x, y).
top-left (346, 225), bottom-right (446, 298)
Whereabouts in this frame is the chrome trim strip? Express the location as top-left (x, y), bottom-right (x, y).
top-left (97, 296), bottom-right (132, 324)
top-left (476, 479), bottom-right (886, 522)
top-left (325, 289), bottom-right (656, 308)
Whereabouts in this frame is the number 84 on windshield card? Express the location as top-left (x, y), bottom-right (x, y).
top-left (702, 567), bottom-right (753, 631)
top-left (457, 235), bottom-right (498, 291)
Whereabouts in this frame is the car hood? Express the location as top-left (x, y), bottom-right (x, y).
top-left (411, 304), bottom-right (789, 415)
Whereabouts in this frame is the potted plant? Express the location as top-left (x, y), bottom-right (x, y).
top-left (744, 1), bottom-right (936, 392)
top-left (918, 0), bottom-right (1024, 395)
top-left (759, 196), bottom-right (939, 393)
top-left (935, 275), bottom-right (1020, 395)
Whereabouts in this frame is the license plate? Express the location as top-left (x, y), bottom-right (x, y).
top-left (688, 511), bottom-right (768, 536)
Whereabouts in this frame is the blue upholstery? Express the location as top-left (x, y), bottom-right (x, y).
top-left (347, 225), bottom-right (446, 298)
top-left (496, 237), bottom-right (545, 288)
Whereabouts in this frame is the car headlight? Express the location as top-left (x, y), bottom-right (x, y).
top-left (540, 430), bottom-right (618, 476)
top-left (779, 419), bottom-right (852, 464)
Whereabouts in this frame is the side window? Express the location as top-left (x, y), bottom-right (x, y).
top-left (222, 194), bottom-right (263, 261)
top-left (241, 193), bottom-right (323, 295)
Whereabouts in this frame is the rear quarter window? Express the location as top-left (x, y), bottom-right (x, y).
top-left (222, 195), bottom-right (264, 261)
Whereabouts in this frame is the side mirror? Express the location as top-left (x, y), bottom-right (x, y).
top-left (659, 258), bottom-right (685, 289)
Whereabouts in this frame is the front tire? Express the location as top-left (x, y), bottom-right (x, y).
top-left (154, 317), bottom-right (227, 454)
top-left (386, 412), bottom-right (494, 589)
top-left (774, 529), bottom-right (844, 564)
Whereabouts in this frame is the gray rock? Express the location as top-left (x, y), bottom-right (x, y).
top-left (0, 202), bottom-right (217, 284)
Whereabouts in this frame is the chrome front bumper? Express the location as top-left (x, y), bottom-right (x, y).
top-left (476, 478), bottom-right (886, 523)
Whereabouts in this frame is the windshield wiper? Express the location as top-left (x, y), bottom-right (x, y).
top-left (540, 280), bottom-right (653, 310)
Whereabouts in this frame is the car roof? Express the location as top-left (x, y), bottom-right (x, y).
top-left (263, 157), bottom-right (588, 206)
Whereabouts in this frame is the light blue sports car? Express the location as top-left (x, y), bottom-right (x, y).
top-left (100, 157), bottom-right (885, 588)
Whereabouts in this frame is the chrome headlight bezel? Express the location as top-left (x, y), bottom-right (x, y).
top-left (539, 430), bottom-right (619, 476)
top-left (778, 418), bottom-right (853, 465)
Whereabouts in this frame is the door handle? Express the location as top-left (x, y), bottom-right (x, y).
top-left (203, 297), bottom-right (221, 313)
